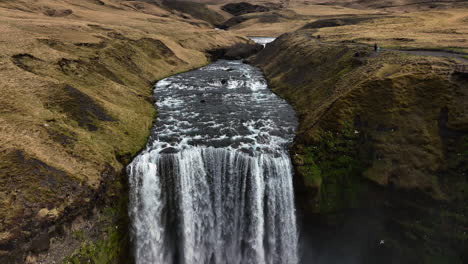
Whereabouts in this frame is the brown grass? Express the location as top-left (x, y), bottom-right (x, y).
top-left (313, 8), bottom-right (468, 53)
top-left (203, 0), bottom-right (468, 53)
top-left (0, 0), bottom-right (246, 259)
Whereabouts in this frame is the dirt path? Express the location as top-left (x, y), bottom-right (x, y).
top-left (388, 49), bottom-right (468, 62)
top-left (301, 33), bottom-right (468, 63)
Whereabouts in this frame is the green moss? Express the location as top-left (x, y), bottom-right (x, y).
top-left (64, 228), bottom-right (124, 264)
top-left (299, 122), bottom-right (367, 213)
top-left (63, 174), bottom-right (131, 264)
top-left (72, 230), bottom-right (85, 241)
top-left (299, 162), bottom-right (322, 188)
top-left (64, 223), bottom-right (128, 264)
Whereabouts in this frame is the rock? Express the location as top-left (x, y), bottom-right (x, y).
top-left (30, 232), bottom-right (50, 253)
top-left (36, 208), bottom-right (59, 220)
top-left (160, 147), bottom-right (179, 154)
top-left (0, 232), bottom-right (13, 246)
top-left (37, 208), bottom-right (49, 219)
top-left (37, 208), bottom-right (59, 220)
top-left (25, 255), bottom-right (37, 264)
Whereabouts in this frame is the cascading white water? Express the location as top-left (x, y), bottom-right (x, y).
top-left (128, 60), bottom-right (298, 264)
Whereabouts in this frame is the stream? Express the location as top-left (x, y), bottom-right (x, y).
top-left (127, 45), bottom-right (298, 263)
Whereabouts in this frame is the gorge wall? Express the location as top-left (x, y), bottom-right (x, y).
top-left (251, 32), bottom-right (468, 263)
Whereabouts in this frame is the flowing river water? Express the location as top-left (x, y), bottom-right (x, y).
top-left (127, 55), bottom-right (299, 263)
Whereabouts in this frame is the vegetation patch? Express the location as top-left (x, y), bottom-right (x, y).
top-left (300, 16), bottom-right (378, 29)
top-left (43, 8), bottom-right (73, 17)
top-left (0, 149), bottom-right (87, 258)
top-left (62, 173), bottom-right (131, 264)
top-left (295, 122), bottom-right (368, 213)
top-left (51, 85), bottom-right (115, 131)
top-left (11, 54), bottom-right (44, 73)
top-left (221, 2), bottom-right (271, 16)
top-left (162, 0), bottom-right (225, 25)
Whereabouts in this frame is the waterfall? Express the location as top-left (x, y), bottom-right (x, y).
top-left (127, 60), bottom-right (299, 264)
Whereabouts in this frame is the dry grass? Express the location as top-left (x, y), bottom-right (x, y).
top-left (0, 0), bottom-right (242, 182)
top-left (2, 0), bottom-right (468, 260)
top-left (0, 0), bottom-right (246, 257)
top-left (214, 2), bottom-right (383, 37)
top-left (312, 8), bottom-right (468, 53)
top-left (199, 0), bottom-right (468, 53)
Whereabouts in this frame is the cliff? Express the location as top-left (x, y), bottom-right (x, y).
top-left (252, 32), bottom-right (468, 263)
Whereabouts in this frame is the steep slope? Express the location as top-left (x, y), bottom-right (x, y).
top-left (252, 32), bottom-right (468, 263)
top-left (0, 0), bottom-right (248, 262)
top-left (161, 0), bottom-right (226, 25)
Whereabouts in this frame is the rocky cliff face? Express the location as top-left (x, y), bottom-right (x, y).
top-left (252, 32), bottom-right (468, 263)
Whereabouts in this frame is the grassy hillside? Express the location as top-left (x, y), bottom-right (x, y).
top-left (200, 0), bottom-right (468, 56)
top-left (161, 0), bottom-right (226, 25)
top-left (252, 32), bottom-right (468, 263)
top-left (0, 0), bottom-right (247, 262)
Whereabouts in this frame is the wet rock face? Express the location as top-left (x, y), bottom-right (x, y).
top-left (252, 32), bottom-right (468, 263)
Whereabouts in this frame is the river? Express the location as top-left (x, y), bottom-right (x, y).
top-left (127, 57), bottom-right (298, 264)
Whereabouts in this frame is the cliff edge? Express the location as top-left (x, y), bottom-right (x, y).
top-left (252, 32), bottom-right (468, 263)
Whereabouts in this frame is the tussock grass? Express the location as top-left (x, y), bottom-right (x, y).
top-left (0, 0), bottom-right (246, 260)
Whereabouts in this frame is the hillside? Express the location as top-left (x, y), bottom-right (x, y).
top-left (198, 0), bottom-right (468, 56)
top-left (1, 0), bottom-right (468, 263)
top-left (0, 0), bottom-right (247, 262)
top-left (252, 31), bottom-right (468, 263)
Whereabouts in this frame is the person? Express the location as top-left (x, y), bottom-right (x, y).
top-left (374, 43), bottom-right (378, 51)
